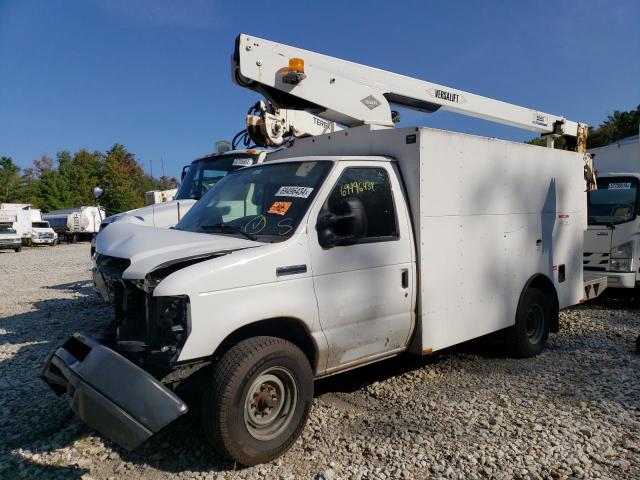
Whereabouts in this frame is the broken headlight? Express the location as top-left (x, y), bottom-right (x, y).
top-left (154, 295), bottom-right (191, 348)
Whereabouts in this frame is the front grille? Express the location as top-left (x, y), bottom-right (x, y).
top-left (583, 252), bottom-right (609, 270)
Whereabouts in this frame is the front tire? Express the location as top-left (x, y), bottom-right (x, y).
top-left (14, 246), bottom-right (21, 253)
top-left (202, 336), bottom-right (313, 466)
top-left (506, 287), bottom-right (551, 357)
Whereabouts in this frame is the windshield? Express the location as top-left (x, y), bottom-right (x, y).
top-left (175, 154), bottom-right (259, 200)
top-left (588, 176), bottom-right (639, 225)
top-left (0, 226), bottom-right (16, 234)
top-left (176, 161), bottom-right (332, 241)
top-left (32, 222), bottom-right (49, 228)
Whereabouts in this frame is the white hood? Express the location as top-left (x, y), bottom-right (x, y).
top-left (105, 199), bottom-right (197, 228)
top-left (96, 222), bottom-right (261, 279)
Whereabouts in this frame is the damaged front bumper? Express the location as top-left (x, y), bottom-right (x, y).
top-left (41, 333), bottom-right (188, 450)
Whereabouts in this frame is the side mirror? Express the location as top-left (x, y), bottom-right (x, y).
top-left (92, 187), bottom-right (105, 200)
top-left (316, 197), bottom-right (367, 249)
top-left (181, 165), bottom-right (189, 181)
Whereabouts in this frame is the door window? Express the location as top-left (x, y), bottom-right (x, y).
top-left (326, 167), bottom-right (398, 241)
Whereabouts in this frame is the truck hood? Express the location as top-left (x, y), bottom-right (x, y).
top-left (96, 222), bottom-right (262, 279)
top-left (105, 199), bottom-right (197, 228)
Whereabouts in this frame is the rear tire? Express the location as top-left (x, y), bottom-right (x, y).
top-left (202, 336), bottom-right (313, 466)
top-left (506, 287), bottom-right (551, 357)
top-left (14, 246), bottom-right (21, 253)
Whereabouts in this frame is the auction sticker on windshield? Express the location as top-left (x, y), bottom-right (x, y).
top-left (608, 183), bottom-right (632, 190)
top-left (268, 201), bottom-right (292, 216)
top-left (275, 186), bottom-right (314, 198)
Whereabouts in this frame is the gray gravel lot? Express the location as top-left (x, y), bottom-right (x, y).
top-left (0, 244), bottom-right (639, 479)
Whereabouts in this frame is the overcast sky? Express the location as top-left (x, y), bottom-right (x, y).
top-left (1, 0), bottom-right (638, 176)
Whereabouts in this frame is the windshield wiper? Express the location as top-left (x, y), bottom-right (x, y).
top-left (199, 224), bottom-right (257, 241)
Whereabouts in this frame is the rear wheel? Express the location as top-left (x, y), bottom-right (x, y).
top-left (202, 336), bottom-right (313, 466)
top-left (506, 287), bottom-right (551, 357)
top-left (14, 246), bottom-right (21, 253)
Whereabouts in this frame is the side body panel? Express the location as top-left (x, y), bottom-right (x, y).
top-left (415, 129), bottom-right (585, 352)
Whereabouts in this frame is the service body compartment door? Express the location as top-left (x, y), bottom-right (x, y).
top-left (307, 162), bottom-right (414, 372)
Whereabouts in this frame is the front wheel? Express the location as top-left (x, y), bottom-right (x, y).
top-left (506, 287), bottom-right (551, 357)
top-left (202, 336), bottom-right (313, 466)
top-left (14, 246), bottom-right (21, 253)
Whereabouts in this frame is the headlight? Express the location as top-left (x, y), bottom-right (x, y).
top-left (154, 296), bottom-right (191, 348)
top-left (610, 241), bottom-right (634, 272)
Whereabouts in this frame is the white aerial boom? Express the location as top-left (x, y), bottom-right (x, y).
top-left (232, 33), bottom-right (589, 155)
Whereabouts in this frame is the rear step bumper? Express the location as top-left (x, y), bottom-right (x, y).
top-left (41, 333), bottom-right (188, 450)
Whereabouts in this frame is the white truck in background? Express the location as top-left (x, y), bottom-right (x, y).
top-left (0, 203), bottom-right (32, 244)
top-left (27, 208), bottom-right (58, 246)
top-left (43, 206), bottom-right (105, 243)
top-left (0, 211), bottom-right (23, 252)
top-left (584, 132), bottom-right (640, 291)
top-left (43, 33), bottom-right (599, 467)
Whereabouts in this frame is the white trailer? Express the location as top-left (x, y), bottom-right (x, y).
top-left (43, 33), bottom-right (598, 467)
top-left (43, 206), bottom-right (105, 243)
top-left (584, 133), bottom-right (640, 289)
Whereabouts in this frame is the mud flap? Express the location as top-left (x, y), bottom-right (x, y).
top-left (42, 333), bottom-right (188, 450)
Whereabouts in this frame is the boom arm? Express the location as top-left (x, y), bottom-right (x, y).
top-left (233, 34), bottom-right (586, 146)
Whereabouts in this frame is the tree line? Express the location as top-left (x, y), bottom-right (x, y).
top-left (0, 144), bottom-right (178, 214)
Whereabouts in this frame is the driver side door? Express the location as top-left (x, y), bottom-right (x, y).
top-left (307, 162), bottom-right (414, 373)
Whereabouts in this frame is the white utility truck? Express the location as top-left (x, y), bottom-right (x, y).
top-left (43, 34), bottom-right (599, 466)
top-left (97, 150), bottom-right (269, 234)
top-left (0, 211), bottom-right (23, 252)
top-left (0, 203), bottom-right (32, 244)
top-left (96, 116), bottom-right (342, 234)
top-left (43, 206), bottom-right (105, 243)
top-left (583, 133), bottom-right (640, 291)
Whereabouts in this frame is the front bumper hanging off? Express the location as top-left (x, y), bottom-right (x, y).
top-left (41, 333), bottom-right (188, 450)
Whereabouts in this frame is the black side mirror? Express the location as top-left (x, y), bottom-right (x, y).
top-left (181, 165), bottom-right (189, 181)
top-left (316, 197), bottom-right (367, 249)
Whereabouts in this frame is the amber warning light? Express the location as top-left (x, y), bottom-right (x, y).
top-left (283, 57), bottom-right (306, 84)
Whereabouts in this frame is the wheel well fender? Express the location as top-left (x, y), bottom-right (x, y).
top-left (211, 317), bottom-right (319, 372)
top-left (518, 274), bottom-right (560, 332)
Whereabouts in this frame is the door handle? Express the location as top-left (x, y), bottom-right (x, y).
top-left (401, 269), bottom-right (409, 289)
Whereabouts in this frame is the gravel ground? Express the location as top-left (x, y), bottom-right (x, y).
top-left (1, 244), bottom-right (639, 480)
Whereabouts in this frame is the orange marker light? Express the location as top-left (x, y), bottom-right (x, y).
top-left (288, 57), bottom-right (305, 73)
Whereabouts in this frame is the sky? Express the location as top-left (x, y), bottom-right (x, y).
top-left (1, 0), bottom-right (639, 177)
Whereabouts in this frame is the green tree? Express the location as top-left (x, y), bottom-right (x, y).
top-left (0, 156), bottom-right (20, 202)
top-left (38, 170), bottom-right (73, 211)
top-left (100, 144), bottom-right (147, 212)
